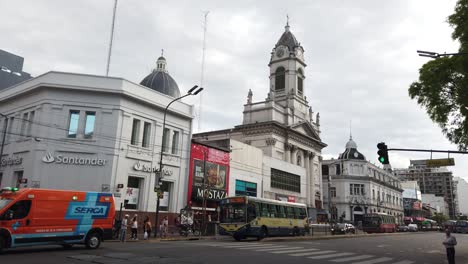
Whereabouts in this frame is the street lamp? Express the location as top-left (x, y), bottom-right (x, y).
top-left (154, 85), bottom-right (203, 238)
top-left (417, 50), bottom-right (468, 59)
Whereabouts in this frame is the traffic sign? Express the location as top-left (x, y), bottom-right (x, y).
top-left (426, 158), bottom-right (455, 167)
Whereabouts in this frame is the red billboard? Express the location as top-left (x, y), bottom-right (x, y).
top-left (188, 142), bottom-right (230, 204)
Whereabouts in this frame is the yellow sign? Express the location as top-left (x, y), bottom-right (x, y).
top-left (426, 158), bottom-right (455, 167)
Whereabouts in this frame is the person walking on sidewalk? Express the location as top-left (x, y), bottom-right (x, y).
top-left (443, 229), bottom-right (457, 264)
top-left (160, 216), bottom-right (168, 238)
top-left (143, 215), bottom-right (152, 240)
top-left (120, 214), bottom-right (129, 242)
top-left (131, 214), bottom-right (138, 240)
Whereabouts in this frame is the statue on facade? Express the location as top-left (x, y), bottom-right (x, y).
top-left (316, 112), bottom-right (320, 126)
top-left (309, 106), bottom-right (314, 122)
top-left (247, 89), bottom-right (253, 104)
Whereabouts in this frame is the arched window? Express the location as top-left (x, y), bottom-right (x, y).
top-left (275, 67), bottom-right (285, 91)
top-left (297, 68), bottom-right (304, 95)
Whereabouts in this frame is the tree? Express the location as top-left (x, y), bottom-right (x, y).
top-left (431, 212), bottom-right (448, 225)
top-left (409, 0), bottom-right (468, 150)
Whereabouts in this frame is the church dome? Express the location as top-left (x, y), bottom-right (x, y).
top-left (140, 55), bottom-right (181, 98)
top-left (338, 136), bottom-right (366, 160)
top-left (276, 23), bottom-right (300, 52)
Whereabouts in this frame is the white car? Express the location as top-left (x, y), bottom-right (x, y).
top-left (408, 224), bottom-right (418, 232)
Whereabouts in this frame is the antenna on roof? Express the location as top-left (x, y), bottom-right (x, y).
top-left (198, 11), bottom-right (209, 132)
top-left (106, 0), bottom-right (118, 76)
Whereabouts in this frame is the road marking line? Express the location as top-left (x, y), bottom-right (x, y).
top-left (352, 257), bottom-right (393, 264)
top-left (391, 261), bottom-right (414, 264)
top-left (223, 244), bottom-right (274, 248)
top-left (273, 248), bottom-right (318, 254)
top-left (331, 255), bottom-right (374, 262)
top-left (238, 245), bottom-right (288, 250)
top-left (289, 250), bottom-right (336, 257)
top-left (255, 246), bottom-right (298, 251)
top-left (308, 252), bottom-right (355, 259)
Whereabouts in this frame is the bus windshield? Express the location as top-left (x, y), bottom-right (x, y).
top-left (0, 198), bottom-right (13, 211)
top-left (363, 216), bottom-right (380, 227)
top-left (220, 203), bottom-right (246, 223)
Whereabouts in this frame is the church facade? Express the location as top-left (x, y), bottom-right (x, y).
top-left (193, 22), bottom-right (327, 218)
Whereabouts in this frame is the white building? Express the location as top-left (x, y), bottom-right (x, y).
top-left (322, 136), bottom-right (404, 224)
top-left (192, 23), bottom-right (327, 220)
top-left (0, 55), bottom-right (195, 219)
top-left (422, 194), bottom-right (448, 216)
top-left (455, 177), bottom-right (468, 215)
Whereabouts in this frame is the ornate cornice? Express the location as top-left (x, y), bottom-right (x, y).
top-left (266, 138), bottom-right (277, 146)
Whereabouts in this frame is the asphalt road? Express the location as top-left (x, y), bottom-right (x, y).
top-left (1, 232), bottom-right (467, 264)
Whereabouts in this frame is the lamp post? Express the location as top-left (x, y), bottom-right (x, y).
top-left (154, 85), bottom-right (203, 238)
top-left (0, 113), bottom-right (8, 169)
top-left (417, 50), bottom-right (468, 59)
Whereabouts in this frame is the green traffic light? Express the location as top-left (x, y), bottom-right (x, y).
top-left (379, 157), bottom-right (386, 163)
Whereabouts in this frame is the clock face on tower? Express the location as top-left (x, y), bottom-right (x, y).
top-left (276, 48), bottom-right (285, 58)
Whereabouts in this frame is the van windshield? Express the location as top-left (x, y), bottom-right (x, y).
top-left (0, 198), bottom-right (13, 211)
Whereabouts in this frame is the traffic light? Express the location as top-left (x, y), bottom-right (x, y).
top-left (377, 142), bottom-right (389, 164)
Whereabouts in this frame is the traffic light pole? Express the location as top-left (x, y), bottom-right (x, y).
top-left (387, 148), bottom-right (468, 154)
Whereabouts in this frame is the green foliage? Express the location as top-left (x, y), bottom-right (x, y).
top-left (431, 212), bottom-right (449, 225)
top-left (409, 0), bottom-right (468, 150)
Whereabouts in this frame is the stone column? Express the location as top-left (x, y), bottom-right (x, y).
top-left (285, 143), bottom-right (291, 163)
top-left (304, 150), bottom-right (310, 206)
top-left (309, 152), bottom-right (316, 208)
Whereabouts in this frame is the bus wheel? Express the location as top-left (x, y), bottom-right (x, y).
top-left (257, 227), bottom-right (268, 241)
top-left (85, 232), bottom-right (101, 249)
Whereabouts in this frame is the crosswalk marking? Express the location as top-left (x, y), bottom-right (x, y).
top-left (289, 250), bottom-right (336, 257)
top-left (308, 252), bottom-right (355, 259)
top-left (254, 246), bottom-right (301, 252)
top-left (391, 261), bottom-right (414, 264)
top-left (223, 244), bottom-right (273, 248)
top-left (273, 248), bottom-right (318, 254)
top-left (352, 257), bottom-right (393, 264)
top-left (331, 255), bottom-right (375, 262)
top-left (238, 245), bottom-right (285, 250)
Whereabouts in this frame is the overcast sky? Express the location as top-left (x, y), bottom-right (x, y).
top-left (1, 0), bottom-right (466, 180)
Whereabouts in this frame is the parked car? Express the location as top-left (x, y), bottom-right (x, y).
top-left (331, 223), bottom-right (355, 235)
top-left (408, 224), bottom-right (418, 232)
top-left (397, 225), bottom-right (409, 232)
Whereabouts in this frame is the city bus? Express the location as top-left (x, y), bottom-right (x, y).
top-left (362, 213), bottom-right (397, 233)
top-left (218, 196), bottom-right (308, 241)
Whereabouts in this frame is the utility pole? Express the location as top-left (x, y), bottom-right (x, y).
top-left (198, 11), bottom-right (209, 132)
top-left (201, 150), bottom-right (207, 237)
top-left (106, 0), bottom-right (118, 76)
top-left (0, 113), bottom-right (8, 168)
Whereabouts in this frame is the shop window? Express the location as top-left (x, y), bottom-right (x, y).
top-left (162, 128), bottom-right (170, 153)
top-left (235, 180), bottom-right (257, 197)
top-left (67, 110), bottom-right (80, 138)
top-left (171, 131), bottom-right (179, 154)
top-left (130, 119), bottom-right (141, 145)
top-left (159, 181), bottom-right (171, 212)
top-left (124, 176), bottom-right (142, 210)
top-left (142, 122), bottom-right (151, 148)
top-left (84, 112), bottom-right (96, 138)
top-left (14, 171), bottom-right (23, 188)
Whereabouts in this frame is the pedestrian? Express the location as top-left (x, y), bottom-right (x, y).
top-left (160, 216), bottom-right (168, 238)
top-left (143, 215), bottom-right (152, 240)
top-left (443, 229), bottom-right (457, 264)
top-left (131, 214), bottom-right (138, 240)
top-left (120, 214), bottom-right (129, 242)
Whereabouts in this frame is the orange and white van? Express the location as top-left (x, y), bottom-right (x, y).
top-left (0, 187), bottom-right (115, 252)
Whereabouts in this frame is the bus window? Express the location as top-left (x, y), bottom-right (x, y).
top-left (247, 203), bottom-right (256, 222)
top-left (278, 205), bottom-right (286, 218)
top-left (293, 207), bottom-right (300, 219)
top-left (269, 204), bottom-right (277, 218)
top-left (261, 203), bottom-right (269, 217)
top-left (298, 208), bottom-right (307, 218)
top-left (287, 207), bottom-right (295, 218)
